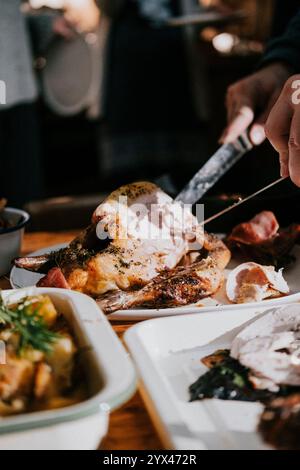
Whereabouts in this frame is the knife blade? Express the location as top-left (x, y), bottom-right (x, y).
top-left (201, 177), bottom-right (286, 227)
top-left (176, 132), bottom-right (253, 205)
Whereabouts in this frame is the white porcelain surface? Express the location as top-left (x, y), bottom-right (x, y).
top-left (0, 413), bottom-right (109, 451)
top-left (0, 288), bottom-right (136, 450)
top-left (11, 244), bottom-right (67, 288)
top-left (124, 306), bottom-right (289, 450)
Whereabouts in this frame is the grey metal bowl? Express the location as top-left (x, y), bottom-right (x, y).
top-left (0, 208), bottom-right (30, 277)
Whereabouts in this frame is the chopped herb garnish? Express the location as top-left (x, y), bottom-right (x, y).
top-left (50, 246), bottom-right (95, 269)
top-left (0, 295), bottom-right (60, 355)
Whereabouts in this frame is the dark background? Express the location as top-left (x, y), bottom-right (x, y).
top-left (26, 0), bottom-right (300, 231)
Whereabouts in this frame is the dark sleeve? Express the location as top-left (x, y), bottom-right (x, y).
top-left (97, 0), bottom-right (126, 17)
top-left (260, 8), bottom-right (300, 73)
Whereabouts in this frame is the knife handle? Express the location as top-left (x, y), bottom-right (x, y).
top-left (235, 131), bottom-right (253, 153)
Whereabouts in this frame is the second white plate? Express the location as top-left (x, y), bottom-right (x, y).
top-left (10, 244), bottom-right (300, 320)
top-left (124, 306), bottom-right (277, 450)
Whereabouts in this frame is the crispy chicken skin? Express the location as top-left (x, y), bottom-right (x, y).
top-left (98, 256), bottom-right (224, 313)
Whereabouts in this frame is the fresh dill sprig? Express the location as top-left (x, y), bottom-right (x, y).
top-left (0, 295), bottom-right (60, 354)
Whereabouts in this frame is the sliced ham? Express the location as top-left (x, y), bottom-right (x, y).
top-left (228, 211), bottom-right (279, 245)
top-left (37, 267), bottom-right (70, 289)
top-left (226, 262), bottom-right (289, 304)
top-left (226, 212), bottom-right (300, 268)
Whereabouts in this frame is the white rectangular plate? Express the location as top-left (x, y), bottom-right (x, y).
top-left (124, 306), bottom-right (281, 450)
top-left (11, 244), bottom-right (300, 320)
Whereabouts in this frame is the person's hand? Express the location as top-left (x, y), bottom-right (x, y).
top-left (64, 0), bottom-right (100, 33)
top-left (52, 16), bottom-right (75, 39)
top-left (220, 62), bottom-right (292, 145)
top-left (265, 75), bottom-right (300, 186)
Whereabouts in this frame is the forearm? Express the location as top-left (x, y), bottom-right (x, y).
top-left (260, 9), bottom-right (300, 73)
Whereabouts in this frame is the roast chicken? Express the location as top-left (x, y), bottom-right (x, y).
top-left (15, 182), bottom-right (231, 313)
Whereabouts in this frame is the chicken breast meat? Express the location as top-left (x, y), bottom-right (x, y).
top-left (15, 182), bottom-right (230, 312)
top-left (231, 305), bottom-right (300, 392)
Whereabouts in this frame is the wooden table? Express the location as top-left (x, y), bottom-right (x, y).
top-left (0, 231), bottom-right (163, 450)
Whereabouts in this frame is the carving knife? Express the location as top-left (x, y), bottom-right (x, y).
top-left (176, 132), bottom-right (253, 205)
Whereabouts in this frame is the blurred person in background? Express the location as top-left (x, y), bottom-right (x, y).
top-left (221, 3), bottom-right (300, 187)
top-left (0, 0), bottom-right (72, 207)
top-left (97, 0), bottom-right (211, 190)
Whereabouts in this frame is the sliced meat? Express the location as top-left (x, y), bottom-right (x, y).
top-left (227, 212), bottom-right (300, 268)
top-left (231, 305), bottom-right (300, 391)
top-left (226, 262), bottom-right (289, 304)
top-left (37, 267), bottom-right (70, 289)
top-left (263, 223), bottom-right (300, 261)
top-left (228, 211), bottom-right (279, 245)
